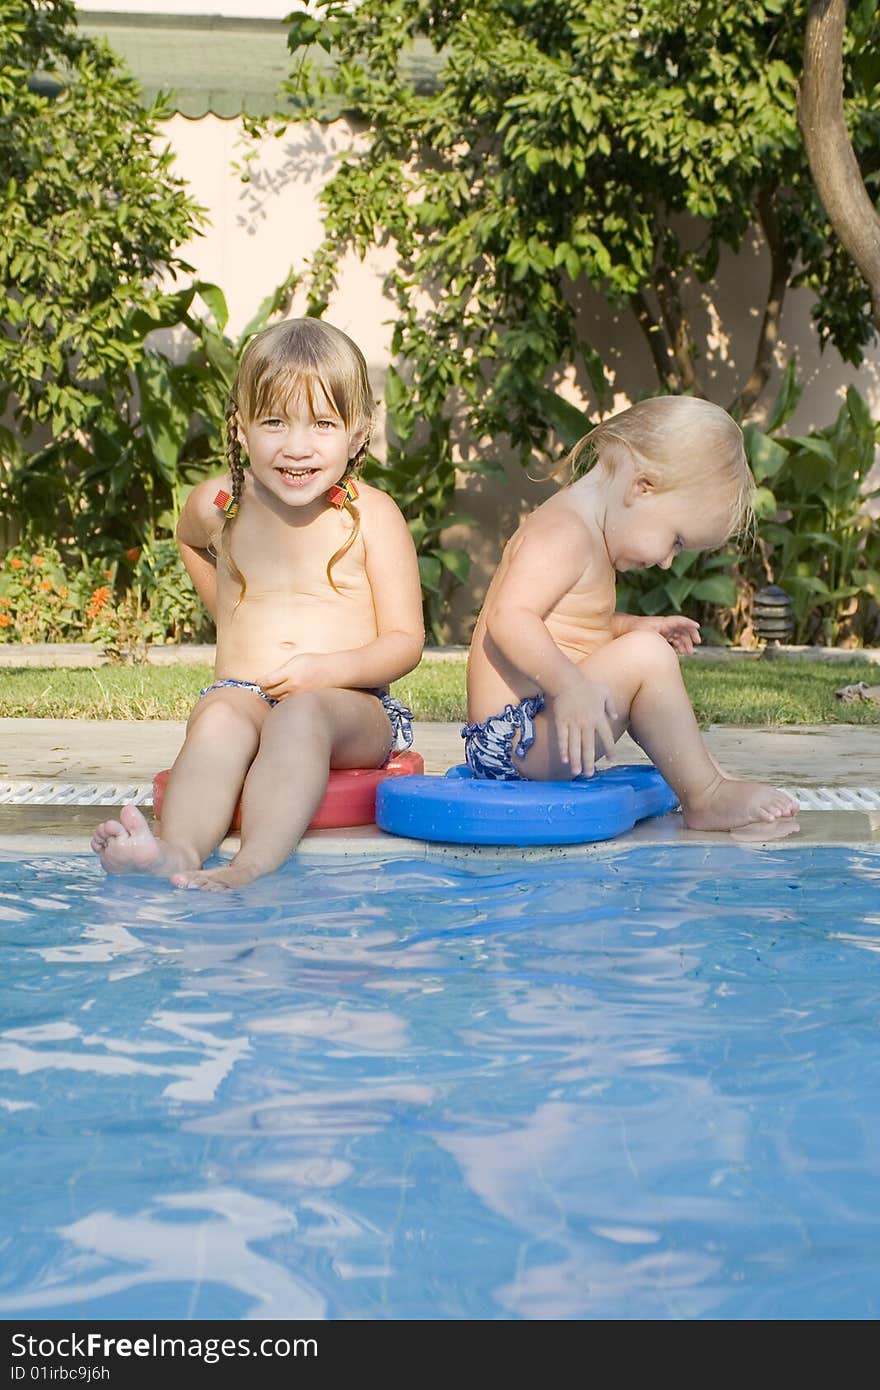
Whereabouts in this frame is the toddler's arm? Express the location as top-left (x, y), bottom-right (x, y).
top-left (611, 612), bottom-right (701, 654)
top-left (176, 481), bottom-right (221, 621)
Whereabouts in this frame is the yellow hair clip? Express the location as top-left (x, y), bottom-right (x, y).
top-left (327, 477), bottom-right (359, 508)
top-left (214, 488), bottom-right (238, 518)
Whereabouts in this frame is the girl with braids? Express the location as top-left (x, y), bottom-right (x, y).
top-left (92, 318), bottom-right (424, 889)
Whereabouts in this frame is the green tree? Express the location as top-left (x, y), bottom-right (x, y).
top-left (800, 0), bottom-right (880, 330)
top-left (0, 0), bottom-right (203, 556)
top-left (0, 0), bottom-right (201, 431)
top-left (289, 0), bottom-right (880, 445)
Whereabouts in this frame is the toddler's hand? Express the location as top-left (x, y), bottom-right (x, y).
top-left (552, 676), bottom-right (618, 778)
top-left (257, 652), bottom-right (329, 698)
top-left (644, 614), bottom-right (702, 655)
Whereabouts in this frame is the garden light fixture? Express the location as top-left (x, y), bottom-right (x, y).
top-left (753, 584), bottom-right (794, 652)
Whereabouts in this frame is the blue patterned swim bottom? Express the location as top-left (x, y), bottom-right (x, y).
top-left (199, 677), bottom-right (279, 707)
top-left (198, 679), bottom-right (414, 757)
top-left (460, 693), bottom-right (546, 780)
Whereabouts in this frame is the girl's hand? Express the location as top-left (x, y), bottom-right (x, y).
top-left (257, 652), bottom-right (331, 698)
top-left (642, 614), bottom-right (702, 655)
top-left (552, 675), bottom-right (618, 779)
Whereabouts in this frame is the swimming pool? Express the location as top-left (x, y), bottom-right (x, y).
top-left (1, 843), bottom-right (879, 1320)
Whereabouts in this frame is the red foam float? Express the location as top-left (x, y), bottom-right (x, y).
top-left (151, 749), bottom-right (424, 834)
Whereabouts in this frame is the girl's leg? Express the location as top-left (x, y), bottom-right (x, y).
top-left (173, 688), bottom-right (392, 890)
top-left (90, 689), bottom-right (268, 878)
top-left (518, 630), bottom-right (798, 830)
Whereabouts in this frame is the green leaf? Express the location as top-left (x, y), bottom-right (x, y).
top-left (286, 14), bottom-right (324, 52)
top-left (237, 268), bottom-right (299, 346)
top-left (663, 577), bottom-right (694, 607)
top-left (787, 435), bottom-right (837, 465)
top-left (195, 283), bottom-right (229, 333)
top-left (418, 554), bottom-right (442, 592)
top-left (437, 548), bottom-right (471, 581)
top-left (753, 485), bottom-right (777, 518)
top-left (846, 386), bottom-right (876, 438)
top-left (137, 352), bottom-right (190, 485)
top-left (765, 356), bottom-right (802, 433)
top-left (533, 386), bottom-right (593, 450)
top-left (743, 425), bottom-right (788, 481)
top-left (691, 575), bottom-right (737, 605)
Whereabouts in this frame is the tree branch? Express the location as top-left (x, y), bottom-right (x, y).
top-left (799, 0), bottom-right (880, 329)
top-left (629, 290), bottom-right (677, 391)
top-left (655, 265), bottom-right (705, 396)
top-left (729, 189), bottom-right (792, 419)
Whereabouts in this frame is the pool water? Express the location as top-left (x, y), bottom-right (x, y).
top-left (1, 844), bottom-right (879, 1320)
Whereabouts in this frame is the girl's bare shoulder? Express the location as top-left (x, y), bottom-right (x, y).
top-left (177, 474), bottom-right (232, 546)
top-left (354, 479), bottom-right (410, 529)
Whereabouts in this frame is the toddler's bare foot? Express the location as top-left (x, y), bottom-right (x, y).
top-left (682, 775), bottom-right (799, 832)
top-left (732, 818), bottom-right (801, 842)
top-left (170, 860), bottom-right (269, 892)
top-left (90, 805), bottom-right (195, 878)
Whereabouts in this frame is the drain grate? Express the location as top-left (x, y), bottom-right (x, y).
top-left (0, 780), bottom-right (153, 806)
top-left (1, 779), bottom-right (878, 813)
top-left (782, 786), bottom-right (880, 812)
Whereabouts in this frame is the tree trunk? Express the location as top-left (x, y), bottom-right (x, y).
top-left (729, 190), bottom-right (792, 420)
top-left (799, 0), bottom-right (880, 329)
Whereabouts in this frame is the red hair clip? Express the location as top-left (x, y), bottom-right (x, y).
top-left (214, 489), bottom-right (238, 517)
top-left (327, 477), bottom-right (359, 508)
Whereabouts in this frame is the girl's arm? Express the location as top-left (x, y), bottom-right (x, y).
top-left (176, 482), bottom-right (223, 622)
top-left (260, 489), bottom-right (424, 695)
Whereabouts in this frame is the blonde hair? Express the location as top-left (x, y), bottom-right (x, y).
top-left (222, 317), bottom-right (375, 596)
top-left (564, 396), bottom-right (755, 543)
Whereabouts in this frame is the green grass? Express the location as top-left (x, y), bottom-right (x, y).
top-left (683, 660), bottom-right (880, 726)
top-left (0, 659), bottom-right (877, 724)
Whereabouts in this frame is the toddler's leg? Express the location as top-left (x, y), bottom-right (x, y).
top-left (172, 688), bottom-right (393, 890)
top-left (519, 630), bottom-right (799, 831)
top-left (90, 690), bottom-right (267, 879)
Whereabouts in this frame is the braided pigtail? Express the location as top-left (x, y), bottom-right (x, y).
top-left (326, 433), bottom-right (369, 592)
top-left (221, 398), bottom-right (249, 605)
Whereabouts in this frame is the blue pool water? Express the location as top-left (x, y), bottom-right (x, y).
top-left (1, 844), bottom-right (879, 1321)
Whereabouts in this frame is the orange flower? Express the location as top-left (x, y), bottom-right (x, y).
top-left (126, 547), bottom-right (141, 562)
top-left (39, 580), bottom-right (52, 592)
top-left (0, 614), bottom-right (9, 627)
top-left (9, 557), bottom-right (23, 569)
top-left (32, 555), bottom-right (43, 567)
top-left (59, 586), bottom-right (69, 599)
top-left (86, 585), bottom-right (111, 620)
top-left (0, 596), bottom-right (9, 607)
top-left (104, 569), bottom-right (113, 579)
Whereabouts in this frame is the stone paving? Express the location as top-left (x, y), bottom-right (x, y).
top-left (0, 715), bottom-right (877, 855)
top-left (1, 638), bottom-right (878, 853)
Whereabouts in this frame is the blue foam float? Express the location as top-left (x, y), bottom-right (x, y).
top-left (375, 763), bottom-right (680, 846)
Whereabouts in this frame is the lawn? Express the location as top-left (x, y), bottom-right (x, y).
top-left (0, 659), bottom-right (877, 725)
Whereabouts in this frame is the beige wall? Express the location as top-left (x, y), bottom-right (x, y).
top-left (164, 114), bottom-right (880, 640)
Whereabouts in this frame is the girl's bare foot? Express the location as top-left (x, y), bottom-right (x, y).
top-left (90, 805), bottom-right (196, 878)
top-left (170, 860), bottom-right (269, 892)
top-left (682, 775), bottom-right (800, 832)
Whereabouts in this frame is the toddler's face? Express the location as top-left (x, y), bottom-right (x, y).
top-left (240, 387), bottom-right (365, 509)
top-left (610, 483), bottom-right (731, 573)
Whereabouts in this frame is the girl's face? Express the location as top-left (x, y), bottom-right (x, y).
top-left (239, 385), bottom-right (365, 509)
top-left (607, 478), bottom-right (731, 572)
